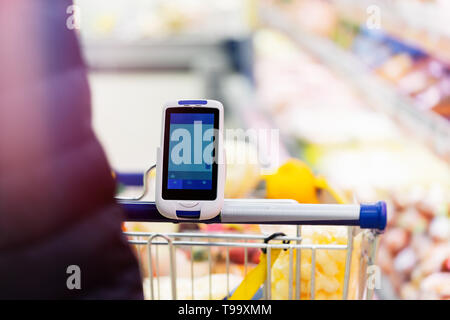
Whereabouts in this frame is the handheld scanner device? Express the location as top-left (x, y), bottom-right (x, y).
top-left (156, 100), bottom-right (225, 220)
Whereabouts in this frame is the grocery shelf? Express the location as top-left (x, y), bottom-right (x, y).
top-left (259, 6), bottom-right (450, 160)
top-left (333, 0), bottom-right (450, 64)
top-left (81, 36), bottom-right (229, 70)
top-left (82, 35), bottom-right (242, 101)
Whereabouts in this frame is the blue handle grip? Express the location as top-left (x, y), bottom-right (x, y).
top-left (118, 200), bottom-right (387, 230)
top-left (115, 172), bottom-right (144, 186)
top-left (360, 201), bottom-right (387, 230)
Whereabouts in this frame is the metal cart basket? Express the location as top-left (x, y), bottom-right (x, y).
top-left (119, 193), bottom-right (386, 300)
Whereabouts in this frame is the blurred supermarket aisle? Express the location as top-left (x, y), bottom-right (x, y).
top-left (76, 0), bottom-right (449, 300)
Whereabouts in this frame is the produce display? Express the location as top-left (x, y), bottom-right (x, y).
top-left (264, 0), bottom-right (450, 121)
top-left (339, 25), bottom-right (450, 120)
top-left (379, 188), bottom-right (450, 299)
top-left (252, 26), bottom-right (449, 300)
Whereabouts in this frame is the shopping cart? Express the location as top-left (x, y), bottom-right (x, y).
top-left (117, 171), bottom-right (386, 301)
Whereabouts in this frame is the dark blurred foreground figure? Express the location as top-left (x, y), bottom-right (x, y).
top-left (0, 1), bottom-right (143, 299)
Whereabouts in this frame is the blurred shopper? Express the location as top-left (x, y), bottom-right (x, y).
top-left (0, 0), bottom-right (143, 299)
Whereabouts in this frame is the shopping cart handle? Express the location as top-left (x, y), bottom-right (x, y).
top-left (118, 199), bottom-right (387, 231)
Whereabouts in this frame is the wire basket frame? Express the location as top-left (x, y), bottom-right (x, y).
top-left (124, 226), bottom-right (380, 300)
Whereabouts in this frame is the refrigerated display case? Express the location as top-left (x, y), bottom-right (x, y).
top-left (250, 0), bottom-right (450, 300)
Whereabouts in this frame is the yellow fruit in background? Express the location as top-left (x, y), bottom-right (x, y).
top-left (265, 158), bottom-right (319, 204)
